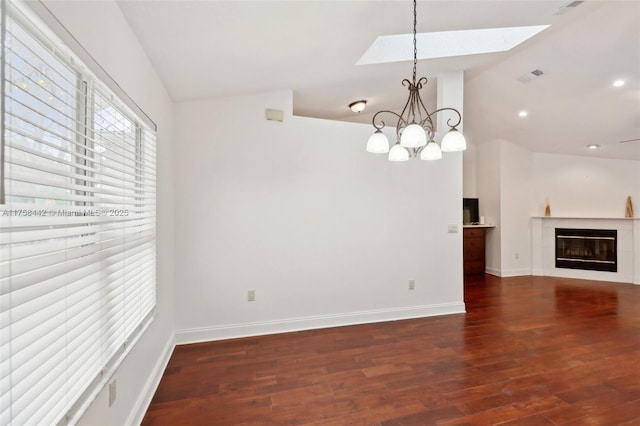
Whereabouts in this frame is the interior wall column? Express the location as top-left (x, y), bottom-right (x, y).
top-left (437, 71), bottom-right (464, 135)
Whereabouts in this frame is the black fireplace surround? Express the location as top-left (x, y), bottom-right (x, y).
top-left (555, 228), bottom-right (617, 272)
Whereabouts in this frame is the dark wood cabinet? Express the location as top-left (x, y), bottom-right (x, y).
top-left (463, 227), bottom-right (486, 275)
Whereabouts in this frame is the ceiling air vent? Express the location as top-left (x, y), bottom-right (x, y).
top-left (517, 69), bottom-right (544, 84)
top-left (555, 1), bottom-right (584, 15)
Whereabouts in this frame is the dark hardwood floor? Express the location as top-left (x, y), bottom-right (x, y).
top-left (142, 275), bottom-right (640, 425)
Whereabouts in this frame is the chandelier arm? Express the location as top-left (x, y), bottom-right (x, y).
top-left (414, 80), bottom-right (435, 132)
top-left (427, 107), bottom-right (463, 129)
top-left (398, 80), bottom-right (415, 127)
top-left (417, 116), bottom-right (435, 134)
top-left (371, 110), bottom-right (404, 131)
top-left (405, 89), bottom-right (416, 125)
top-left (401, 77), bottom-right (414, 125)
top-left (414, 78), bottom-right (428, 123)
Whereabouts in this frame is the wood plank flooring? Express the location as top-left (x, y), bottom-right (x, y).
top-left (142, 275), bottom-right (640, 425)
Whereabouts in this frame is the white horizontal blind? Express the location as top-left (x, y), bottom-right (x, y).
top-left (0, 1), bottom-right (156, 424)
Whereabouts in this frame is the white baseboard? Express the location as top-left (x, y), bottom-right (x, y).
top-left (500, 268), bottom-right (532, 277)
top-left (484, 267), bottom-right (531, 277)
top-left (485, 266), bottom-right (501, 276)
top-left (176, 303), bottom-right (466, 345)
top-left (126, 334), bottom-right (175, 426)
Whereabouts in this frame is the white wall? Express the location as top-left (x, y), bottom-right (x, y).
top-left (476, 138), bottom-right (533, 277)
top-left (41, 1), bottom-right (176, 425)
top-left (463, 142), bottom-right (477, 198)
top-left (173, 90), bottom-right (465, 343)
top-left (476, 140), bottom-right (502, 274)
top-left (499, 141), bottom-right (533, 276)
top-left (532, 153), bottom-right (640, 218)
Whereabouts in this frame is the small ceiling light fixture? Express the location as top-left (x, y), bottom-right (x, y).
top-left (518, 110), bottom-right (529, 117)
top-left (349, 100), bottom-right (367, 113)
top-left (612, 79), bottom-right (625, 87)
top-left (587, 144), bottom-right (600, 150)
top-left (366, 0), bottom-right (465, 161)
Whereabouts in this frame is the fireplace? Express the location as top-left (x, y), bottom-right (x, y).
top-left (555, 228), bottom-right (617, 272)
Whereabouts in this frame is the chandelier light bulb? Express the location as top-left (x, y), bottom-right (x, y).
top-left (388, 143), bottom-right (409, 161)
top-left (400, 123), bottom-right (427, 148)
top-left (441, 128), bottom-right (467, 152)
top-left (366, 130), bottom-right (390, 153)
top-left (420, 140), bottom-right (442, 160)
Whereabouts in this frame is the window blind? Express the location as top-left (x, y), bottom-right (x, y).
top-left (0, 1), bottom-right (157, 424)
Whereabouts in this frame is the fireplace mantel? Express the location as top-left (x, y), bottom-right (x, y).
top-left (533, 216), bottom-right (640, 221)
top-left (531, 217), bottom-right (640, 285)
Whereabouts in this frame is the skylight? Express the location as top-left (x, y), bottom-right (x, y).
top-left (357, 25), bottom-right (550, 65)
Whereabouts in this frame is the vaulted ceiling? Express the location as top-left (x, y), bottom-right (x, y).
top-left (117, 0), bottom-right (640, 160)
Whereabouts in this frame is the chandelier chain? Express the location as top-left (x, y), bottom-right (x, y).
top-left (412, 0), bottom-right (417, 84)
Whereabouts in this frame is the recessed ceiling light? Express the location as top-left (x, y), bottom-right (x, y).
top-left (612, 79), bottom-right (625, 87)
top-left (357, 25), bottom-right (550, 65)
top-left (518, 111), bottom-right (528, 118)
top-left (587, 144), bottom-right (600, 150)
top-left (349, 100), bottom-right (367, 113)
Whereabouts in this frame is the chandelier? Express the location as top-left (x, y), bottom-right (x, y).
top-left (366, 0), bottom-right (466, 161)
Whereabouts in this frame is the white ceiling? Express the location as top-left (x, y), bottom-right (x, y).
top-left (117, 0), bottom-right (640, 160)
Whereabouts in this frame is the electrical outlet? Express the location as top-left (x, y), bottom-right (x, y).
top-left (109, 380), bottom-right (116, 407)
top-left (247, 290), bottom-right (256, 302)
top-left (409, 280), bottom-right (415, 290)
top-left (515, 253), bottom-right (519, 260)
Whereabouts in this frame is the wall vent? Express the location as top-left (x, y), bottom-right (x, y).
top-left (517, 69), bottom-right (544, 84)
top-left (555, 1), bottom-right (584, 15)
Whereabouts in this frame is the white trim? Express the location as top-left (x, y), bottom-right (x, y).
top-left (484, 266), bottom-right (502, 276)
top-left (125, 335), bottom-right (175, 426)
top-left (176, 303), bottom-right (466, 345)
top-left (532, 217), bottom-right (640, 221)
top-left (498, 268), bottom-right (533, 277)
top-left (484, 267), bottom-right (531, 277)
